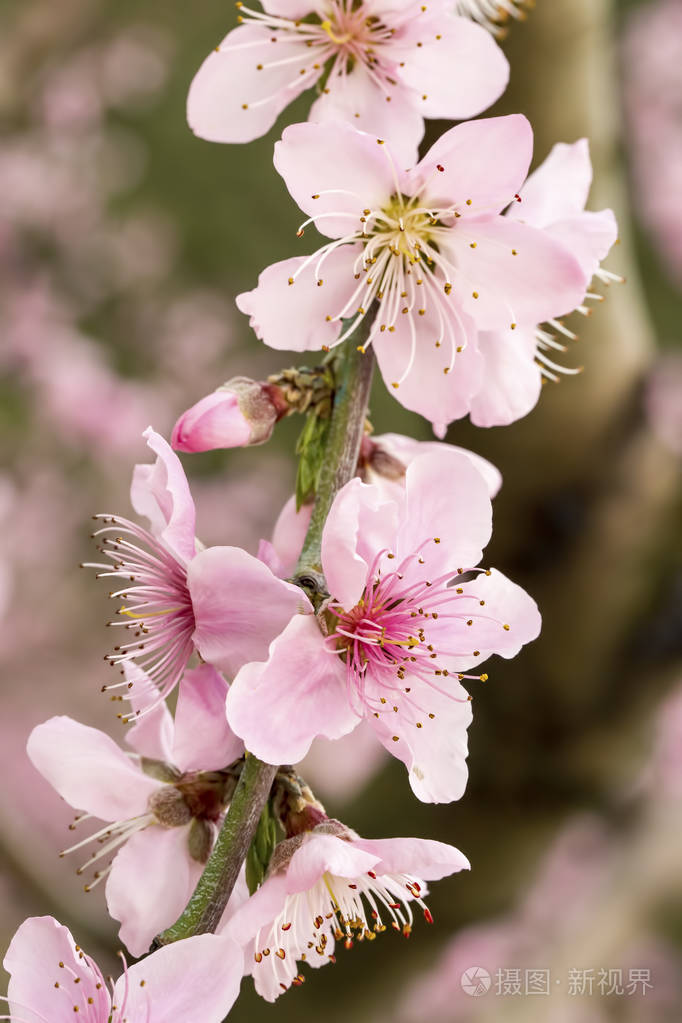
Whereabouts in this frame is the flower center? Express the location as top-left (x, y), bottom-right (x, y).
top-left (317, 3), bottom-right (391, 55)
top-left (366, 193), bottom-right (439, 264)
top-left (251, 866), bottom-right (432, 994)
top-left (327, 545), bottom-right (492, 725)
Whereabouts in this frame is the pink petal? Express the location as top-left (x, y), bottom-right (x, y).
top-left (512, 138), bottom-right (593, 226)
top-left (273, 121), bottom-right (395, 238)
top-left (130, 427), bottom-right (196, 564)
top-left (370, 678), bottom-right (473, 802)
top-left (236, 247), bottom-right (361, 352)
top-left (187, 25), bottom-right (316, 144)
top-left (188, 545), bottom-right (310, 677)
top-left (452, 567), bottom-right (542, 663)
top-left (394, 14), bottom-right (508, 121)
top-left (261, 0), bottom-right (315, 15)
top-left (286, 833), bottom-right (380, 891)
top-left (321, 477), bottom-right (399, 609)
top-left (269, 494), bottom-right (312, 578)
top-left (106, 824), bottom-right (202, 957)
top-left (172, 664), bottom-right (244, 772)
top-left (299, 720), bottom-right (388, 801)
top-left (397, 449), bottom-right (492, 575)
top-left (447, 217), bottom-right (588, 330)
top-left (226, 614), bottom-right (358, 763)
top-left (4, 916), bottom-right (111, 1023)
top-left (372, 432), bottom-right (502, 498)
top-left (309, 66), bottom-right (424, 167)
top-left (413, 115), bottom-right (533, 212)
top-left (27, 716), bottom-right (159, 822)
top-left (125, 664), bottom-right (175, 762)
top-left (547, 208), bottom-right (618, 280)
top-left (372, 301), bottom-right (484, 430)
top-left (116, 934), bottom-right (243, 1022)
top-left (221, 873), bottom-right (291, 943)
top-left (171, 391), bottom-right (251, 453)
top-left (468, 327), bottom-right (542, 427)
top-left (256, 538), bottom-right (288, 578)
top-left (351, 835), bottom-right (470, 880)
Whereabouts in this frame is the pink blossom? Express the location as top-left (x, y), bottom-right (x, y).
top-left (27, 666), bottom-right (243, 955)
top-left (468, 138), bottom-right (618, 427)
top-left (187, 0), bottom-right (508, 164)
top-left (237, 117), bottom-right (588, 433)
top-left (3, 915), bottom-right (243, 1023)
top-left (645, 681), bottom-right (682, 799)
top-left (171, 377), bottom-right (287, 453)
top-left (227, 449), bottom-right (541, 802)
top-left (258, 431), bottom-right (502, 578)
top-left (222, 820), bottom-right (469, 1000)
top-left (645, 353), bottom-right (682, 458)
top-left (87, 426), bottom-right (308, 710)
top-left (623, 0), bottom-right (682, 286)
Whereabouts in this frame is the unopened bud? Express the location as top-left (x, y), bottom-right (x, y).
top-left (171, 377), bottom-right (287, 453)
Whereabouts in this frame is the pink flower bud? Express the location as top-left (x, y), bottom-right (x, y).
top-left (171, 377), bottom-right (286, 452)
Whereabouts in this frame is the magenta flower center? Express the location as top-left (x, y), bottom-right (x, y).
top-left (329, 545), bottom-right (491, 719)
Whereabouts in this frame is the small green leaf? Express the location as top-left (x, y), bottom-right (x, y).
top-left (245, 801), bottom-right (278, 895)
top-left (295, 410), bottom-right (331, 510)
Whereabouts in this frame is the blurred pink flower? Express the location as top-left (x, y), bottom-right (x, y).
top-left (644, 353), bottom-right (682, 458)
top-left (299, 721), bottom-right (389, 802)
top-left (645, 681), bottom-right (682, 799)
top-left (237, 117), bottom-right (587, 433)
top-left (222, 820), bottom-right (469, 1001)
top-left (623, 0), bottom-right (682, 285)
top-left (3, 915), bottom-right (243, 1023)
top-left (188, 0), bottom-right (508, 163)
top-left (228, 449), bottom-right (541, 802)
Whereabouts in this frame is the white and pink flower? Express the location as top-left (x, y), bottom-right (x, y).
top-left (222, 821), bottom-right (469, 1001)
top-left (236, 116), bottom-right (588, 434)
top-left (2, 915), bottom-right (243, 1023)
top-left (187, 0), bottom-right (509, 164)
top-left (86, 426), bottom-right (308, 711)
top-left (27, 665), bottom-right (243, 956)
top-left (227, 448), bottom-right (541, 803)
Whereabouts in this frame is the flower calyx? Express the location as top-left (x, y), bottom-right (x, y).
top-left (267, 363), bottom-right (335, 419)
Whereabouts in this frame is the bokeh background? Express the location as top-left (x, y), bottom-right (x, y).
top-left (1, 0), bottom-right (681, 1019)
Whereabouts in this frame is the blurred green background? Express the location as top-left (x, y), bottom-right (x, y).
top-left (0, 0), bottom-right (680, 1020)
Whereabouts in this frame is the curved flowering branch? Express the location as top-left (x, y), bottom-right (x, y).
top-left (294, 341), bottom-right (375, 605)
top-left (154, 338), bottom-right (375, 946)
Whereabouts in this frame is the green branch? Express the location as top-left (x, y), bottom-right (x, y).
top-left (152, 341), bottom-right (374, 947)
